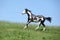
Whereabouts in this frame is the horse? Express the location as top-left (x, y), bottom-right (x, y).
top-left (22, 9), bottom-right (51, 31)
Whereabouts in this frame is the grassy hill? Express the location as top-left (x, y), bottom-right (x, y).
top-left (0, 21), bottom-right (60, 40)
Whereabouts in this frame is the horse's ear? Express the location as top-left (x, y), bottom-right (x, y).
top-left (25, 8), bottom-right (28, 10)
top-left (25, 8), bottom-right (31, 12)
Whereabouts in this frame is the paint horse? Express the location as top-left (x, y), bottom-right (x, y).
top-left (22, 9), bottom-right (51, 31)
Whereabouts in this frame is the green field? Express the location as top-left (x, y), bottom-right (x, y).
top-left (0, 21), bottom-right (60, 40)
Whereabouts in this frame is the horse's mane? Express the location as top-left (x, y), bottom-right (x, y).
top-left (25, 8), bottom-right (32, 12)
top-left (28, 9), bottom-right (32, 13)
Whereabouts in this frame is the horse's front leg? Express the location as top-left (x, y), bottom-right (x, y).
top-left (24, 21), bottom-right (31, 29)
top-left (35, 22), bottom-right (41, 30)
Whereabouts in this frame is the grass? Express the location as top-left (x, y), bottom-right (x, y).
top-left (0, 21), bottom-right (60, 40)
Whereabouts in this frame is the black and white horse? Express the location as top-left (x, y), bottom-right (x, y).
top-left (22, 9), bottom-right (51, 31)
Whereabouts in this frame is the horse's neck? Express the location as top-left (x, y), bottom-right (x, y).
top-left (27, 11), bottom-right (32, 19)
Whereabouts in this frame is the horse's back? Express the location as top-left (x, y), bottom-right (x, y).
top-left (32, 14), bottom-right (44, 17)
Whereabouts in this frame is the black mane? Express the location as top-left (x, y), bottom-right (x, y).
top-left (25, 8), bottom-right (31, 13)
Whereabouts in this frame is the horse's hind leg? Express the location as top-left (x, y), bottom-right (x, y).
top-left (41, 21), bottom-right (46, 31)
top-left (35, 22), bottom-right (41, 30)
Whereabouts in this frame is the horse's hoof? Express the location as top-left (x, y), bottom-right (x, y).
top-left (42, 29), bottom-right (46, 31)
top-left (42, 28), bottom-right (46, 31)
top-left (35, 28), bottom-right (38, 31)
top-left (23, 26), bottom-right (27, 29)
top-left (24, 27), bottom-right (27, 29)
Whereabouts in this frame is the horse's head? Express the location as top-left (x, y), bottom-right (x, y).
top-left (22, 8), bottom-right (31, 14)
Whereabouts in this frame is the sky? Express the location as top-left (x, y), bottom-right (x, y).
top-left (0, 0), bottom-right (60, 26)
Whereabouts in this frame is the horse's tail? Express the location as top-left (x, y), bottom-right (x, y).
top-left (45, 17), bottom-right (51, 23)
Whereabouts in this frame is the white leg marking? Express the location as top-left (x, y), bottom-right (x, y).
top-left (24, 26), bottom-right (27, 29)
top-left (35, 25), bottom-right (39, 30)
top-left (35, 22), bottom-right (40, 30)
top-left (43, 27), bottom-right (46, 31)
